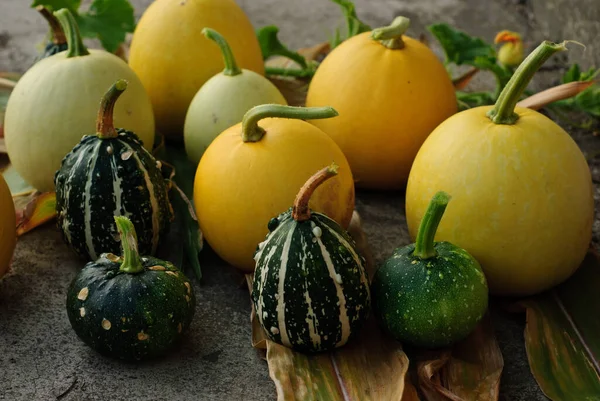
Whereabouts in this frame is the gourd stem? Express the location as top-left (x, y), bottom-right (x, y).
top-left (487, 40), bottom-right (567, 124)
top-left (202, 27), bottom-right (241, 77)
top-left (114, 216), bottom-right (144, 274)
top-left (241, 105), bottom-right (338, 142)
top-left (54, 9), bottom-right (89, 58)
top-left (37, 6), bottom-right (66, 45)
top-left (412, 191), bottom-right (451, 260)
top-left (371, 16), bottom-right (410, 50)
top-left (292, 163), bottom-right (339, 222)
top-left (96, 80), bottom-right (128, 139)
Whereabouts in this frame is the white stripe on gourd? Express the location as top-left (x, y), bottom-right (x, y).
top-left (251, 163), bottom-right (371, 353)
top-left (62, 148), bottom-right (88, 245)
top-left (83, 141), bottom-right (102, 260)
top-left (109, 147), bottom-right (125, 218)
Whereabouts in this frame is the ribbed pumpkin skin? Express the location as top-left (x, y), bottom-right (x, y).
top-left (0, 176), bottom-right (16, 279)
top-left (66, 254), bottom-right (195, 361)
top-left (54, 131), bottom-right (173, 261)
top-left (371, 242), bottom-right (488, 348)
top-left (252, 210), bottom-right (370, 353)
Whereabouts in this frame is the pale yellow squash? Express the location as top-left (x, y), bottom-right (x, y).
top-left (193, 105), bottom-right (355, 272)
top-left (4, 10), bottom-right (154, 192)
top-left (128, 0), bottom-right (265, 138)
top-left (305, 16), bottom-right (457, 190)
top-left (405, 41), bottom-right (594, 296)
top-left (0, 176), bottom-right (16, 279)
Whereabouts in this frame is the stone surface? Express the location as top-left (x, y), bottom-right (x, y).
top-left (1, 0), bottom-right (599, 400)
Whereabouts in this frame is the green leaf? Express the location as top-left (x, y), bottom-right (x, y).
top-left (30, 0), bottom-right (81, 14)
top-left (76, 0), bottom-right (135, 53)
top-left (522, 250), bottom-right (600, 400)
top-left (328, 0), bottom-right (371, 49)
top-left (154, 142), bottom-right (203, 281)
top-left (562, 63), bottom-right (581, 83)
top-left (428, 23), bottom-right (496, 66)
top-left (574, 85), bottom-right (600, 117)
top-left (456, 91), bottom-right (496, 110)
top-left (256, 25), bottom-right (308, 68)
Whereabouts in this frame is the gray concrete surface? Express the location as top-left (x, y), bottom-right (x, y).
top-left (2, 0), bottom-right (600, 400)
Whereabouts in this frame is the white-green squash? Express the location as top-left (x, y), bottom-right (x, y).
top-left (4, 8), bottom-right (155, 192)
top-left (183, 28), bottom-right (287, 164)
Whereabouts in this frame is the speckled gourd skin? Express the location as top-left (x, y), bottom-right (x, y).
top-left (371, 241), bottom-right (488, 348)
top-left (251, 209), bottom-right (371, 354)
top-left (66, 254), bottom-right (195, 361)
top-left (40, 41), bottom-right (68, 59)
top-left (54, 130), bottom-right (173, 261)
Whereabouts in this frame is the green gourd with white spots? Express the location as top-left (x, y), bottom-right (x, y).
top-left (251, 164), bottom-right (371, 353)
top-left (371, 191), bottom-right (489, 348)
top-left (66, 216), bottom-right (196, 361)
top-left (54, 79), bottom-right (173, 261)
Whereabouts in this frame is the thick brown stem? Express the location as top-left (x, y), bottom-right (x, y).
top-left (96, 80), bottom-right (128, 139)
top-left (292, 163), bottom-right (339, 222)
top-left (37, 6), bottom-right (66, 45)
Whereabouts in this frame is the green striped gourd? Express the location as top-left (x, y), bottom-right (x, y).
top-left (54, 79), bottom-right (173, 261)
top-left (66, 216), bottom-right (196, 361)
top-left (251, 163), bottom-right (370, 353)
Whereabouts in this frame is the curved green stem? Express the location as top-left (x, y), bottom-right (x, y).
top-left (114, 216), bottom-right (144, 274)
top-left (37, 6), bottom-right (66, 45)
top-left (54, 8), bottom-right (89, 58)
top-left (203, 27), bottom-right (241, 76)
top-left (97, 80), bottom-right (128, 139)
top-left (292, 163), bottom-right (339, 222)
top-left (412, 191), bottom-right (451, 260)
top-left (371, 16), bottom-right (411, 50)
top-left (241, 105), bottom-right (338, 142)
top-left (487, 40), bottom-right (568, 124)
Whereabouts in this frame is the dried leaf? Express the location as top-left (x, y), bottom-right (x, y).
top-left (452, 67), bottom-right (480, 90)
top-left (517, 81), bottom-right (596, 110)
top-left (521, 249), bottom-right (600, 401)
top-left (15, 191), bottom-right (57, 236)
top-left (247, 211), bottom-right (413, 401)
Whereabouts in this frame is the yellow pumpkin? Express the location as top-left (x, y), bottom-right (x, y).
top-left (305, 16), bottom-right (457, 190)
top-left (128, 0), bottom-right (265, 139)
top-left (0, 175), bottom-right (16, 279)
top-left (405, 40), bottom-right (594, 296)
top-left (193, 105), bottom-right (355, 272)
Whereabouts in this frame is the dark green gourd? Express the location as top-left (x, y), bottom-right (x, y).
top-left (54, 79), bottom-right (173, 261)
top-left (66, 216), bottom-right (196, 361)
top-left (371, 191), bottom-right (489, 348)
top-left (251, 163), bottom-right (370, 353)
top-left (36, 6), bottom-right (68, 59)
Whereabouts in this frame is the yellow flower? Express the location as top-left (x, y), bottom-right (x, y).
top-left (495, 30), bottom-right (524, 68)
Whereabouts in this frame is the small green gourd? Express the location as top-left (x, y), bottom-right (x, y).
top-left (183, 28), bottom-right (287, 164)
top-left (371, 191), bottom-right (489, 348)
top-left (66, 216), bottom-right (196, 361)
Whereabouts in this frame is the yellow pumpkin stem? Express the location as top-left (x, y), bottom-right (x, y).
top-left (412, 191), bottom-right (451, 259)
top-left (487, 40), bottom-right (569, 124)
top-left (241, 104), bottom-right (338, 142)
top-left (96, 80), bottom-right (128, 139)
top-left (202, 27), bottom-right (242, 77)
top-left (54, 8), bottom-right (90, 58)
top-left (37, 6), bottom-right (66, 45)
top-left (292, 163), bottom-right (339, 222)
top-left (371, 16), bottom-right (411, 50)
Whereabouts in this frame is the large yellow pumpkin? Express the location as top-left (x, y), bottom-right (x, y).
top-left (0, 176), bottom-right (16, 279)
top-left (305, 16), bottom-right (457, 190)
top-left (405, 41), bottom-right (594, 296)
top-left (193, 105), bottom-right (355, 272)
top-left (128, 0), bottom-right (265, 138)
